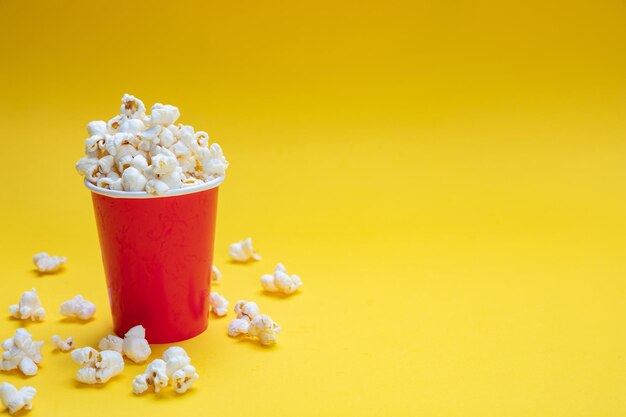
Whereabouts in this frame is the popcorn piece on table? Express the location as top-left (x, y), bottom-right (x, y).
top-left (260, 263), bottom-right (303, 295)
top-left (211, 265), bottom-right (221, 283)
top-left (59, 295), bottom-right (96, 320)
top-left (75, 94), bottom-right (229, 195)
top-left (210, 292), bottom-right (229, 317)
top-left (9, 289), bottom-right (45, 322)
top-left (0, 329), bottom-right (44, 376)
top-left (227, 300), bottom-right (281, 346)
top-left (71, 347), bottom-right (124, 384)
top-left (229, 238), bottom-right (261, 262)
top-left (32, 252), bottom-right (66, 273)
top-left (162, 347), bottom-right (199, 394)
top-left (98, 325), bottom-right (151, 363)
top-left (0, 382), bottom-right (36, 415)
top-left (51, 335), bottom-right (74, 352)
top-left (132, 359), bottom-right (168, 395)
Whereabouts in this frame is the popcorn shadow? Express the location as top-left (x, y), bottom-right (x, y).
top-left (72, 379), bottom-right (110, 390)
top-left (29, 268), bottom-right (66, 278)
top-left (233, 336), bottom-right (279, 351)
top-left (227, 260), bottom-right (257, 266)
top-left (128, 389), bottom-right (197, 401)
top-left (257, 290), bottom-right (303, 300)
top-left (0, 368), bottom-right (39, 381)
top-left (5, 317), bottom-right (39, 331)
top-left (59, 317), bottom-right (96, 325)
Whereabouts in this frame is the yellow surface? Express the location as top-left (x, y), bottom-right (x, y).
top-left (0, 0), bottom-right (625, 415)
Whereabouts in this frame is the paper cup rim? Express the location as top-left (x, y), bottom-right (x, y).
top-left (84, 175), bottom-right (225, 199)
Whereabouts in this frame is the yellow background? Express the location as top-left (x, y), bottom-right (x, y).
top-left (0, 0), bottom-right (625, 415)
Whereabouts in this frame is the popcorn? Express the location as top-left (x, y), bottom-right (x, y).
top-left (260, 263), bottom-right (303, 295)
top-left (210, 292), bottom-right (229, 317)
top-left (132, 359), bottom-right (168, 394)
top-left (133, 347), bottom-right (198, 395)
top-left (0, 329), bottom-right (44, 376)
top-left (51, 335), bottom-right (74, 352)
top-left (229, 238), bottom-right (261, 262)
top-left (98, 325), bottom-right (151, 363)
top-left (72, 347), bottom-right (124, 384)
top-left (32, 252), bottom-right (67, 273)
top-left (9, 289), bottom-right (45, 321)
top-left (76, 95), bottom-right (227, 194)
top-left (228, 301), bottom-right (281, 346)
top-left (59, 295), bottom-right (96, 320)
top-left (162, 347), bottom-right (198, 394)
top-left (211, 265), bottom-right (221, 283)
top-left (0, 382), bottom-right (36, 415)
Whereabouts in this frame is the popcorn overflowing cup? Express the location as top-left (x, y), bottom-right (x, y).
top-left (77, 95), bottom-right (228, 343)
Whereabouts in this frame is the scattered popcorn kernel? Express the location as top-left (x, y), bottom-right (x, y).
top-left (211, 265), bottom-right (221, 283)
top-left (0, 329), bottom-right (44, 376)
top-left (72, 347), bottom-right (124, 384)
top-left (234, 300), bottom-right (260, 320)
top-left (51, 335), bottom-right (74, 352)
top-left (210, 292), bottom-right (229, 317)
top-left (32, 252), bottom-right (67, 273)
top-left (132, 359), bottom-right (168, 395)
top-left (122, 325), bottom-right (151, 363)
top-left (227, 318), bottom-right (250, 337)
top-left (229, 238), bottom-right (261, 262)
top-left (162, 347), bottom-right (198, 394)
top-left (59, 295), bottom-right (96, 320)
top-left (228, 301), bottom-right (281, 345)
top-left (0, 382), bottom-right (36, 415)
top-left (9, 289), bottom-right (45, 321)
top-left (260, 263), bottom-right (303, 295)
top-left (248, 314), bottom-right (281, 346)
top-left (98, 335), bottom-right (123, 353)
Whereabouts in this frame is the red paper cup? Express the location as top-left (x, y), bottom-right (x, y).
top-left (84, 177), bottom-right (224, 343)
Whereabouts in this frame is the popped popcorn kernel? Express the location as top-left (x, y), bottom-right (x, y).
top-left (132, 359), bottom-right (168, 395)
top-left (260, 263), bottom-right (303, 295)
top-left (0, 382), bottom-right (36, 415)
top-left (59, 295), bottom-right (96, 320)
top-left (0, 329), bottom-right (44, 376)
top-left (229, 238), bottom-right (261, 262)
top-left (228, 301), bottom-right (280, 346)
top-left (32, 252), bottom-right (66, 273)
top-left (210, 292), bottom-right (229, 317)
top-left (9, 289), bottom-right (45, 321)
top-left (72, 347), bottom-right (124, 384)
top-left (211, 265), bottom-right (221, 283)
top-left (162, 347), bottom-right (198, 394)
top-left (99, 325), bottom-right (151, 363)
top-left (51, 335), bottom-right (74, 352)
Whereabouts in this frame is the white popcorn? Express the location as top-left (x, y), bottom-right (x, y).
top-left (162, 347), bottom-right (198, 394)
top-left (210, 292), bottom-right (229, 317)
top-left (87, 120), bottom-right (108, 137)
top-left (260, 263), bottom-right (303, 295)
top-left (132, 359), bottom-right (168, 395)
top-left (51, 335), bottom-right (74, 352)
top-left (9, 289), bottom-right (45, 321)
top-left (59, 295), bottom-right (96, 320)
top-left (228, 301), bottom-right (280, 345)
top-left (121, 94), bottom-right (146, 119)
top-left (77, 95), bottom-right (228, 194)
top-left (122, 325), bottom-right (151, 363)
top-left (33, 252), bottom-right (67, 273)
top-left (72, 348), bottom-right (124, 384)
top-left (0, 382), bottom-right (36, 415)
top-left (233, 300), bottom-right (260, 320)
top-left (0, 329), bottom-right (43, 376)
top-left (99, 325), bottom-right (151, 363)
top-left (121, 167), bottom-right (148, 191)
top-left (98, 335), bottom-right (123, 352)
top-left (211, 265), bottom-right (221, 283)
top-left (229, 238), bottom-right (261, 262)
top-left (227, 318), bottom-right (251, 337)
